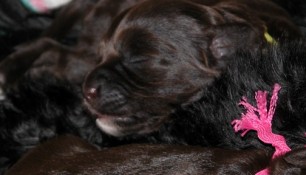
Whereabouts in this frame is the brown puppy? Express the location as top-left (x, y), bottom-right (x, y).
top-left (5, 135), bottom-right (270, 175)
top-left (81, 0), bottom-right (301, 136)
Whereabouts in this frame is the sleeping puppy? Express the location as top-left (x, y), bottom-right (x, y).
top-left (82, 0), bottom-right (301, 137)
top-left (0, 0), bottom-right (301, 92)
top-left (83, 33), bottom-right (306, 148)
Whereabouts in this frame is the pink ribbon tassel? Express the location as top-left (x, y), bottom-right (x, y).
top-left (232, 84), bottom-right (291, 175)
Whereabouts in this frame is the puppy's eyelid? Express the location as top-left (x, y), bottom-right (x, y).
top-left (126, 56), bottom-right (150, 64)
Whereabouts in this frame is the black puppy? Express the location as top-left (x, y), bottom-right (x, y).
top-left (0, 72), bottom-right (123, 173)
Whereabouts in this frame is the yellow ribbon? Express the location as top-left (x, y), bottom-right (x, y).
top-left (264, 27), bottom-right (277, 44)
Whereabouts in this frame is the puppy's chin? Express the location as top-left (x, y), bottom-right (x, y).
top-left (84, 100), bottom-right (162, 137)
top-left (95, 116), bottom-right (130, 137)
top-left (95, 115), bottom-right (160, 137)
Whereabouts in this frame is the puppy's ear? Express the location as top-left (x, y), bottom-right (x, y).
top-left (207, 23), bottom-right (262, 60)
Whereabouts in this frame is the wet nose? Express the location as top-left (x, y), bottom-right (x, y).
top-left (83, 69), bottom-right (101, 102)
top-left (83, 87), bottom-right (98, 101)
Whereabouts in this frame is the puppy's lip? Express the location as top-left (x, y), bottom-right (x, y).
top-left (95, 113), bottom-right (131, 121)
top-left (95, 116), bottom-right (134, 137)
top-left (85, 100), bottom-right (164, 137)
top-left (95, 112), bottom-right (141, 137)
top-left (84, 100), bottom-right (133, 136)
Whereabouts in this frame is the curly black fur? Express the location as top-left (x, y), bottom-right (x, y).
top-left (1, 40), bottom-right (306, 173)
top-left (0, 74), bottom-right (112, 173)
top-left (143, 40), bottom-right (306, 150)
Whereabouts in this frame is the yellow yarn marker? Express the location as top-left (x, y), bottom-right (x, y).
top-left (264, 27), bottom-right (277, 44)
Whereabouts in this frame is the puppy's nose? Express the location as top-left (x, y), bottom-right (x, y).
top-left (84, 87), bottom-right (98, 101)
top-left (83, 67), bottom-right (101, 102)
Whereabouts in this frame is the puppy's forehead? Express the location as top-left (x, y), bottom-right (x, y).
top-left (125, 0), bottom-right (201, 19)
top-left (98, 30), bottom-right (162, 67)
top-left (99, 0), bottom-right (219, 62)
top-left (111, 0), bottom-right (223, 40)
top-left (123, 0), bottom-right (222, 24)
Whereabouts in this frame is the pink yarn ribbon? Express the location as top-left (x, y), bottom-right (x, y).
top-left (232, 84), bottom-right (291, 175)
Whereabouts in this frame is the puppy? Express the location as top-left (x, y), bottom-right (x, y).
top-left (83, 32), bottom-right (306, 147)
top-left (6, 135), bottom-right (270, 175)
top-left (0, 0), bottom-right (300, 91)
top-left (81, 0), bottom-right (302, 138)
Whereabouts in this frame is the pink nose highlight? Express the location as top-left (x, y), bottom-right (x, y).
top-left (84, 88), bottom-right (98, 101)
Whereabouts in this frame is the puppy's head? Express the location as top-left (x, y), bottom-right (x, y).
top-left (83, 0), bottom-right (262, 137)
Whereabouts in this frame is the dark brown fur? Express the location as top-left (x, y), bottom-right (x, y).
top-left (270, 148), bottom-right (306, 175)
top-left (6, 135), bottom-right (270, 175)
top-left (7, 135), bottom-right (305, 175)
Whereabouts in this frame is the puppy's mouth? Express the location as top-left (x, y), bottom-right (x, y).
top-left (83, 101), bottom-right (161, 137)
top-left (96, 116), bottom-right (135, 137)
